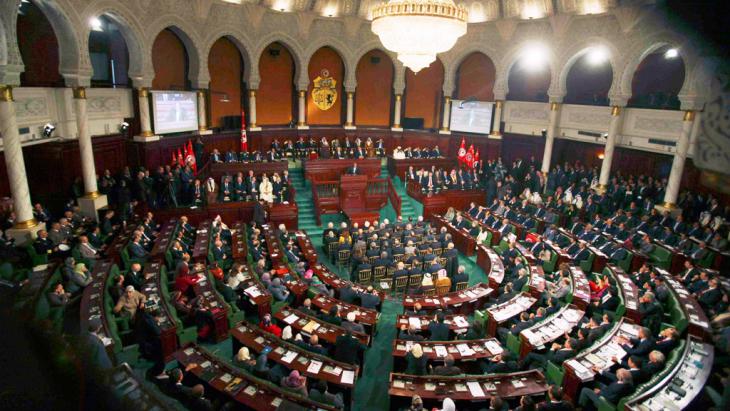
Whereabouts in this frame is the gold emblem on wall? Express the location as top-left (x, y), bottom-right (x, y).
top-left (311, 69), bottom-right (337, 111)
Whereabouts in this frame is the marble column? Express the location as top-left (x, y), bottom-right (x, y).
top-left (73, 87), bottom-right (107, 220)
top-left (344, 92), bottom-right (355, 129)
top-left (296, 90), bottom-right (308, 129)
top-left (196, 89), bottom-right (211, 134)
top-left (248, 90), bottom-right (260, 130)
top-left (392, 94), bottom-right (403, 131)
top-left (662, 110), bottom-right (696, 209)
top-left (597, 105), bottom-right (625, 192)
top-left (490, 100), bottom-right (503, 137)
top-left (439, 96), bottom-right (451, 134)
top-left (138, 87), bottom-right (154, 137)
top-left (0, 85), bottom-right (45, 244)
top-left (541, 102), bottom-right (562, 173)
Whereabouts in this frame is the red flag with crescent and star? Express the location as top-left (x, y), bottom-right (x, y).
top-left (186, 139), bottom-right (197, 173)
top-left (240, 110), bottom-right (248, 152)
top-left (457, 138), bottom-right (467, 165)
top-left (465, 144), bottom-right (475, 168)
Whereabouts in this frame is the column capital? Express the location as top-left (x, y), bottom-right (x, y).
top-left (444, 96), bottom-right (451, 102)
top-left (395, 94), bottom-right (402, 101)
top-left (683, 110), bottom-right (696, 122)
top-left (249, 89), bottom-right (257, 97)
top-left (73, 87), bottom-right (87, 100)
top-left (550, 102), bottom-right (561, 111)
top-left (298, 90), bottom-right (307, 98)
top-left (347, 91), bottom-right (354, 98)
top-left (0, 85), bottom-right (14, 102)
top-left (610, 105), bottom-right (622, 117)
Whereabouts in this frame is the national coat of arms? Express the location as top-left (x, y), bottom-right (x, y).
top-left (311, 69), bottom-right (337, 111)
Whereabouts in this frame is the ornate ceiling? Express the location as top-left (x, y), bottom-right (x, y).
top-left (218, 0), bottom-right (653, 22)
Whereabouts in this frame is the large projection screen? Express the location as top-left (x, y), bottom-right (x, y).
top-left (151, 91), bottom-right (199, 134)
top-left (449, 100), bottom-right (494, 134)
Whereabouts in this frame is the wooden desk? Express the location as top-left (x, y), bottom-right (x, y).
top-left (174, 344), bottom-right (338, 411)
top-left (303, 158), bottom-right (381, 181)
top-left (149, 219), bottom-right (178, 259)
top-left (396, 314), bottom-right (471, 336)
top-left (150, 201), bottom-right (299, 232)
top-left (624, 337), bottom-right (713, 411)
top-left (388, 370), bottom-right (548, 408)
top-left (406, 183), bottom-right (485, 219)
top-left (605, 264), bottom-right (640, 323)
top-left (431, 215), bottom-right (476, 257)
top-left (310, 293), bottom-right (379, 334)
top-left (519, 304), bottom-right (584, 358)
top-left (109, 363), bottom-right (177, 409)
top-left (236, 263), bottom-right (272, 318)
top-left (192, 220), bottom-right (212, 263)
top-left (295, 232), bottom-right (319, 264)
top-left (345, 210), bottom-right (381, 227)
top-left (658, 268), bottom-right (712, 342)
top-left (562, 319), bottom-right (641, 399)
top-left (386, 156), bottom-right (456, 180)
top-left (392, 338), bottom-right (504, 372)
top-left (403, 283), bottom-right (493, 315)
top-left (274, 306), bottom-right (370, 346)
top-left (140, 262), bottom-right (178, 360)
top-left (231, 321), bottom-right (358, 389)
top-left (310, 263), bottom-right (385, 303)
top-left (190, 268), bottom-right (229, 342)
top-left (79, 260), bottom-right (116, 355)
top-left (484, 293), bottom-right (538, 337)
top-left (230, 222), bottom-right (248, 260)
top-left (569, 265), bottom-right (591, 311)
top-left (208, 160), bottom-right (288, 181)
top-left (476, 245), bottom-right (504, 289)
top-left (462, 213), bottom-right (501, 246)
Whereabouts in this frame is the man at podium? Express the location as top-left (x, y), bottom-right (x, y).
top-left (346, 162), bottom-right (359, 175)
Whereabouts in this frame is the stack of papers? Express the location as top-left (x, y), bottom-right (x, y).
top-left (456, 343), bottom-right (475, 356)
top-left (307, 360), bottom-right (323, 374)
top-left (467, 381), bottom-right (486, 397)
top-left (283, 314), bottom-right (299, 324)
top-left (281, 351), bottom-right (297, 363)
top-left (434, 346), bottom-right (448, 357)
top-left (341, 370), bottom-right (355, 384)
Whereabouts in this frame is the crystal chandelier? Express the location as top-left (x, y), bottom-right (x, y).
top-left (371, 0), bottom-right (468, 73)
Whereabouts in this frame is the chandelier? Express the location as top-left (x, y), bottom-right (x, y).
top-left (371, 0), bottom-right (468, 73)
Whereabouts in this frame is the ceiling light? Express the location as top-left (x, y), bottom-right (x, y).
top-left (371, 0), bottom-right (468, 73)
top-left (323, 5), bottom-right (337, 17)
top-left (519, 43), bottom-right (549, 72)
top-left (521, 4), bottom-right (545, 20)
top-left (586, 47), bottom-right (609, 66)
top-left (90, 17), bottom-right (104, 32)
top-left (664, 48), bottom-right (679, 59)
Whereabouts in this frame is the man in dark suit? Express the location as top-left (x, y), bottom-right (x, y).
top-left (253, 199), bottom-right (267, 225)
top-left (578, 368), bottom-right (633, 410)
top-left (359, 286), bottom-right (381, 310)
top-left (620, 326), bottom-right (655, 360)
top-left (537, 385), bottom-right (573, 411)
top-left (697, 278), bottom-right (722, 310)
top-left (346, 162), bottom-right (360, 175)
top-left (428, 313), bottom-right (450, 341)
top-left (520, 338), bottom-right (576, 370)
top-left (333, 331), bottom-right (366, 365)
top-left (338, 284), bottom-right (358, 304)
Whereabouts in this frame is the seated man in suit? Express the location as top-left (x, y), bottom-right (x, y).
top-left (428, 313), bottom-right (450, 341)
top-left (346, 162), bottom-right (360, 175)
top-left (359, 286), bottom-right (381, 310)
top-left (618, 326), bottom-right (655, 361)
top-left (341, 311), bottom-right (365, 334)
top-left (333, 330), bottom-right (366, 365)
top-left (431, 355), bottom-right (463, 376)
top-left (129, 234), bottom-right (148, 259)
top-left (578, 368), bottom-right (634, 410)
top-left (697, 278), bottom-right (722, 311)
top-left (520, 338), bottom-right (577, 370)
top-left (571, 241), bottom-right (592, 264)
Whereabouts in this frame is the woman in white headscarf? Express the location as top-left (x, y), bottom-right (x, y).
top-left (439, 398), bottom-right (456, 411)
top-left (259, 175), bottom-right (274, 203)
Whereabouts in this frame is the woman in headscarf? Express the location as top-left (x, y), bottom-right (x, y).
top-left (259, 313), bottom-right (282, 337)
top-left (281, 370), bottom-right (308, 397)
top-left (405, 343), bottom-right (427, 376)
top-left (281, 325), bottom-right (293, 341)
top-left (66, 261), bottom-right (92, 294)
top-left (234, 347), bottom-right (256, 372)
top-left (259, 175), bottom-right (274, 203)
top-left (438, 398), bottom-right (456, 411)
top-left (407, 394), bottom-right (424, 411)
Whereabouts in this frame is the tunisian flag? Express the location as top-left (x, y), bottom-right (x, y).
top-left (186, 139), bottom-right (197, 173)
top-left (457, 138), bottom-right (467, 165)
top-left (176, 148), bottom-right (184, 167)
top-left (240, 110), bottom-right (248, 152)
top-left (474, 149), bottom-right (481, 168)
top-left (465, 144), bottom-right (475, 168)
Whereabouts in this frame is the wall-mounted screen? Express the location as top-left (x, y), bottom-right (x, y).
top-left (151, 91), bottom-right (199, 134)
top-left (449, 100), bottom-right (494, 134)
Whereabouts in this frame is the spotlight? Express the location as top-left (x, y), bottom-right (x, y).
top-left (119, 122), bottom-right (129, 133)
top-left (42, 123), bottom-right (56, 138)
top-left (597, 152), bottom-right (605, 160)
top-left (90, 17), bottom-right (104, 32)
top-left (586, 47), bottom-right (609, 66)
top-left (519, 43), bottom-right (549, 72)
top-left (664, 48), bottom-right (679, 59)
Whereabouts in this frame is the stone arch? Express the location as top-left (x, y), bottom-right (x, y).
top-left (497, 40), bottom-right (559, 98)
top-left (352, 42), bottom-right (399, 90)
top-left (201, 29), bottom-right (255, 87)
top-left (618, 32), bottom-right (695, 99)
top-left (555, 37), bottom-right (622, 99)
top-left (146, 16), bottom-right (204, 87)
top-left (29, 0), bottom-right (87, 79)
top-left (444, 45), bottom-right (501, 96)
top-left (253, 32), bottom-right (306, 89)
top-left (303, 40), bottom-right (354, 90)
top-left (78, 1), bottom-right (148, 82)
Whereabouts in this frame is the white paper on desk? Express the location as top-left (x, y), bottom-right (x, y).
top-left (271, 397), bottom-right (283, 407)
top-left (454, 316), bottom-right (469, 328)
top-left (457, 343), bottom-right (475, 356)
top-left (408, 317), bottom-right (422, 329)
top-left (244, 286), bottom-right (262, 298)
top-left (307, 360), bottom-right (323, 374)
top-left (393, 380), bottom-right (405, 388)
top-left (283, 314), bottom-right (299, 324)
top-left (435, 345), bottom-right (448, 357)
top-left (281, 351), bottom-right (297, 363)
top-left (467, 381), bottom-right (486, 397)
top-left (341, 370), bottom-right (355, 384)
top-left (511, 379), bottom-right (525, 388)
top-left (485, 341), bottom-right (503, 355)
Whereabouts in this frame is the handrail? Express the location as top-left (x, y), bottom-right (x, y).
top-left (311, 181), bottom-right (322, 226)
top-left (388, 178), bottom-right (402, 217)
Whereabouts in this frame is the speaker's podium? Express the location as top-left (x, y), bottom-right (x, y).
top-left (340, 174), bottom-right (380, 226)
